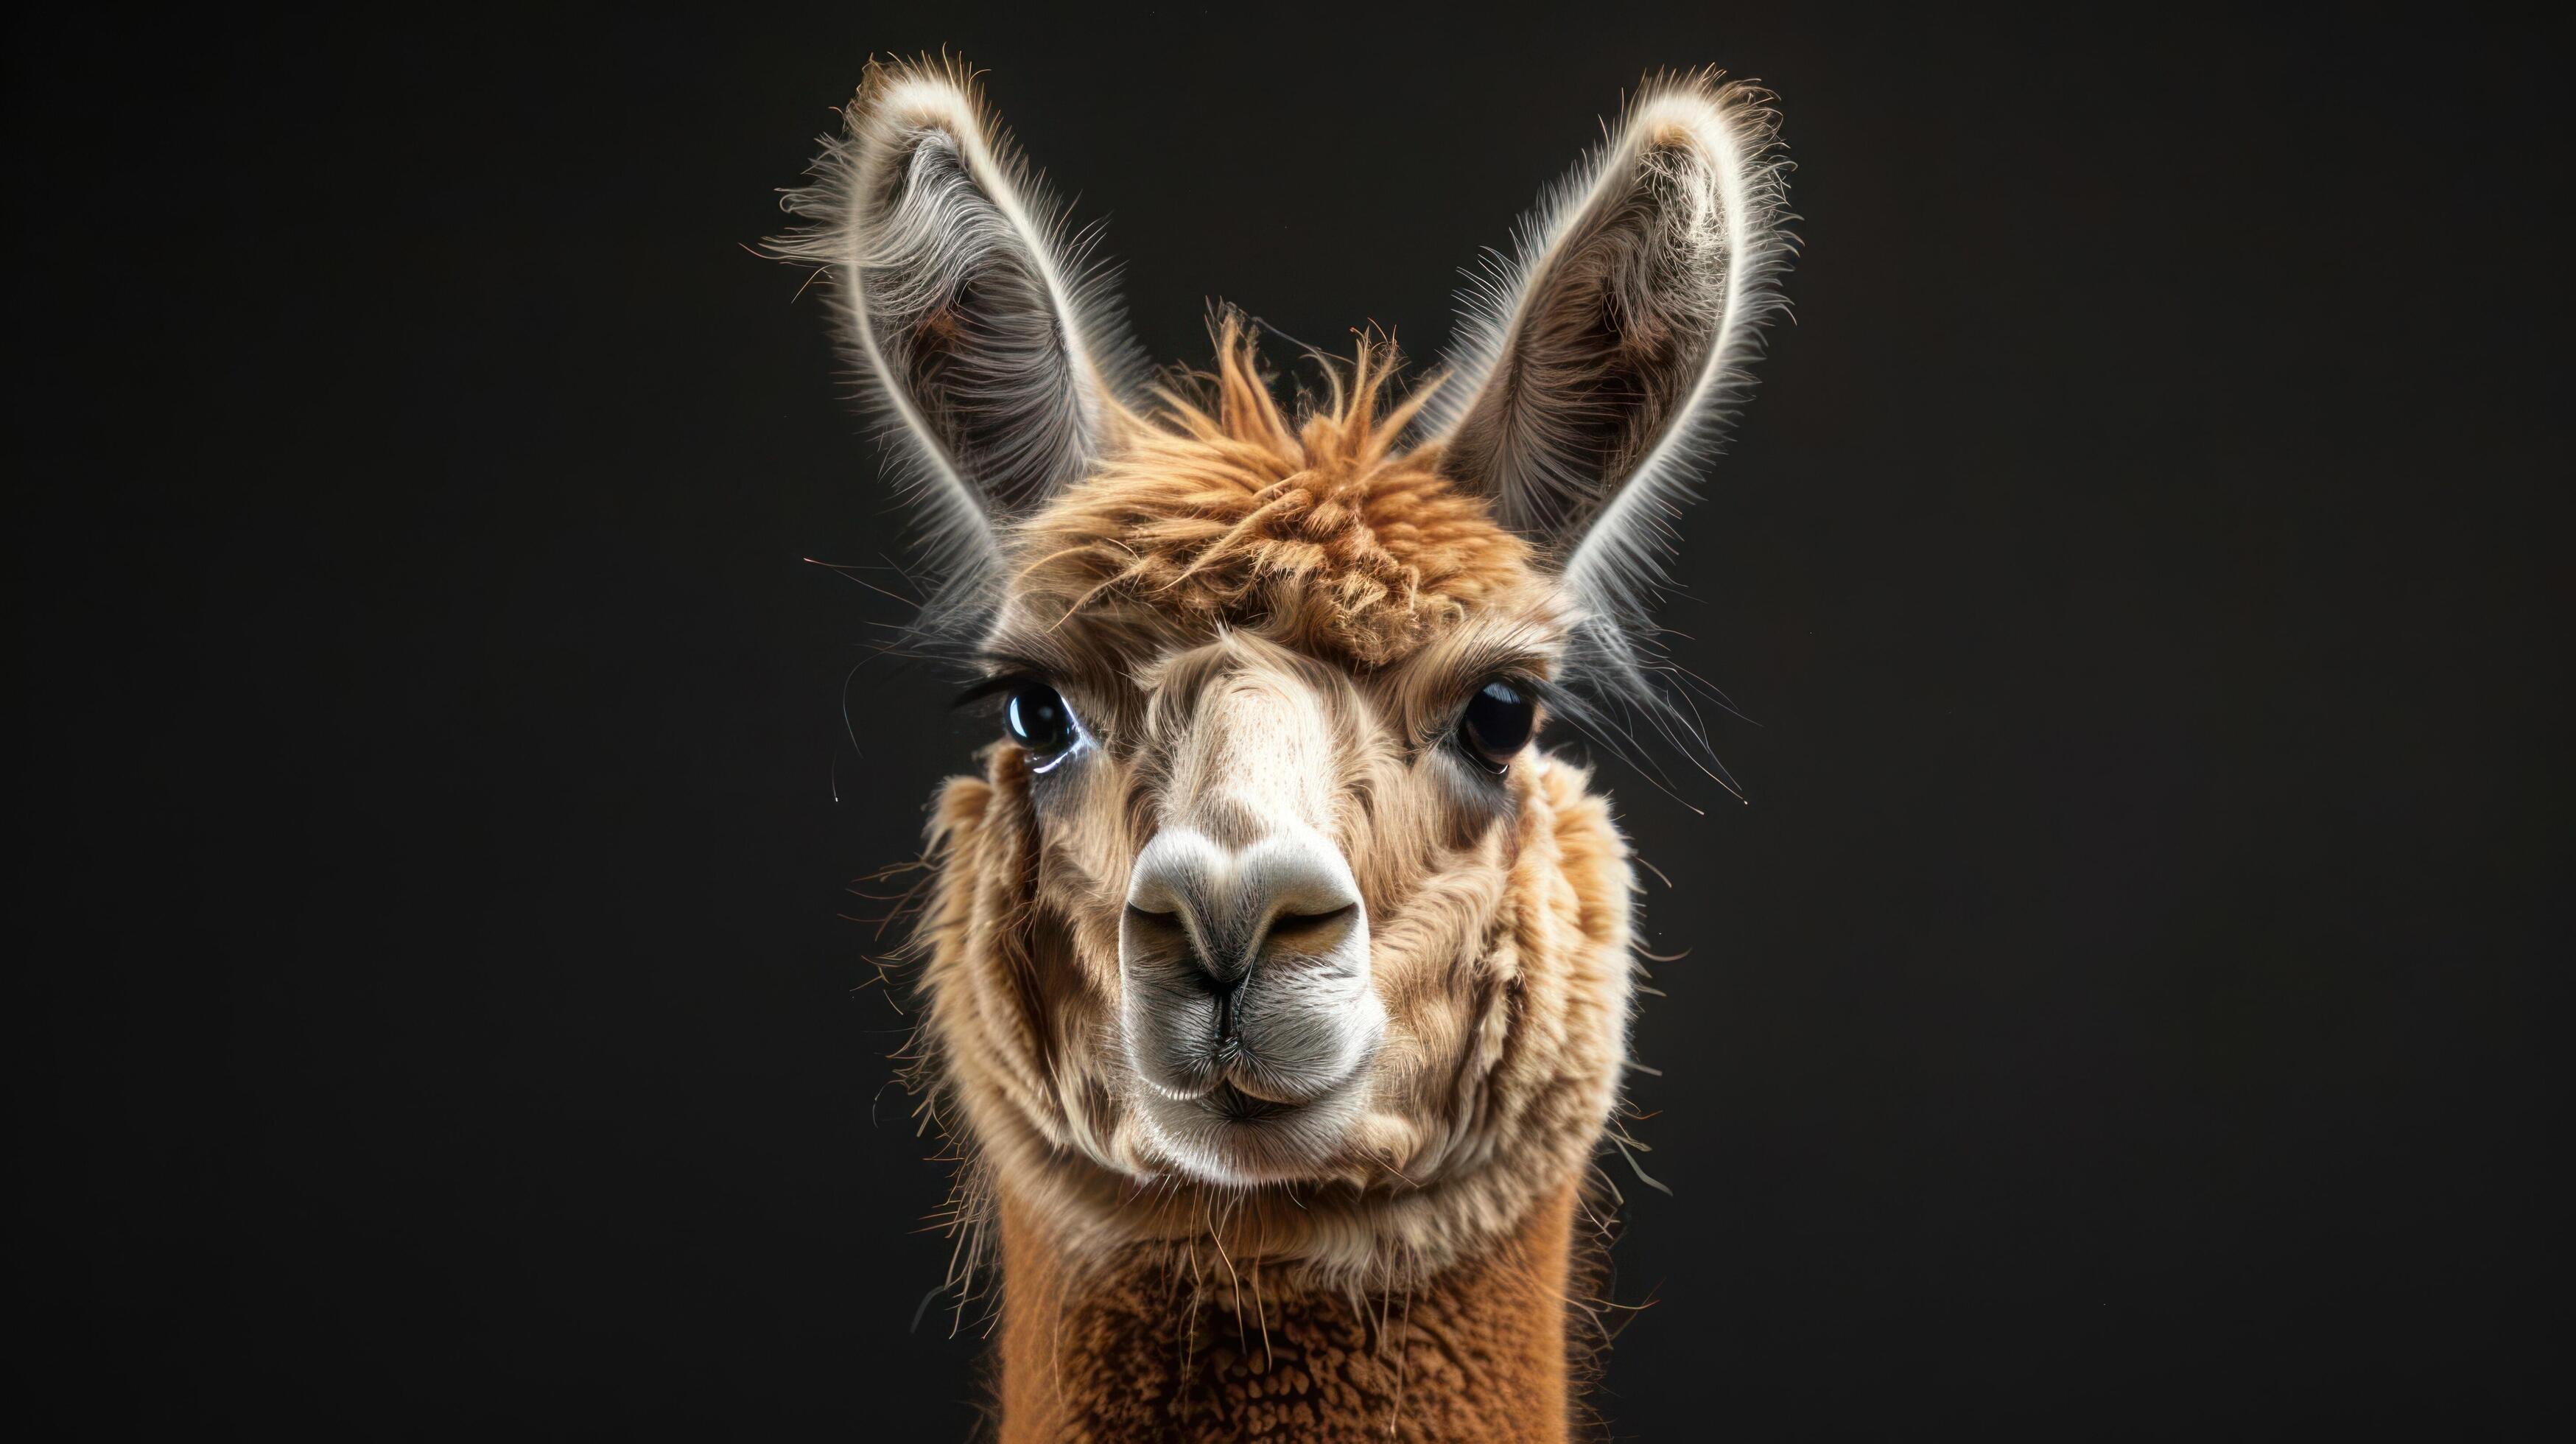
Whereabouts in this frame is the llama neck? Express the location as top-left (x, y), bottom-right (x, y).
top-left (990, 1182), bottom-right (1585, 1444)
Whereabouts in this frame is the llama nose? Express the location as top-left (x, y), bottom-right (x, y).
top-left (1122, 825), bottom-right (1364, 1016)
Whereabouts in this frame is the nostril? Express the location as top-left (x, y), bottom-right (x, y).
top-left (1123, 903), bottom-right (1188, 945)
top-left (1122, 826), bottom-right (1364, 1003)
top-left (1267, 902), bottom-right (1358, 938)
top-left (1127, 902), bottom-right (1235, 995)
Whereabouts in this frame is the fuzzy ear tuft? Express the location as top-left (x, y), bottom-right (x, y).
top-left (1422, 71), bottom-right (1794, 621)
top-left (773, 57), bottom-right (1141, 586)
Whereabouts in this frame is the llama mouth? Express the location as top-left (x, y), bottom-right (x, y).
top-left (1137, 1061), bottom-right (1375, 1184)
top-left (1206, 1082), bottom-right (1294, 1124)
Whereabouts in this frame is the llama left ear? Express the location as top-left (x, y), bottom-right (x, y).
top-left (1422, 73), bottom-right (1792, 612)
top-left (775, 57), bottom-right (1138, 581)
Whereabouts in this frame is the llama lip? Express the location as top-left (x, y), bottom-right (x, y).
top-left (1140, 1058), bottom-right (1375, 1184)
top-left (1147, 1056), bottom-right (1361, 1111)
top-left (1206, 1082), bottom-right (1292, 1124)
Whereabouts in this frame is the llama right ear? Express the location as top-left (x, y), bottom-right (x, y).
top-left (1420, 73), bottom-right (1791, 620)
top-left (776, 59), bottom-right (1137, 575)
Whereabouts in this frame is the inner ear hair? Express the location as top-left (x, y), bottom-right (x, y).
top-left (866, 131), bottom-right (1097, 518)
top-left (771, 57), bottom-right (1141, 591)
top-left (1473, 149), bottom-right (1717, 537)
top-left (1424, 71), bottom-right (1791, 581)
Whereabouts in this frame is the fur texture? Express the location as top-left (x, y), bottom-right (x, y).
top-left (910, 346), bottom-right (1638, 1283)
top-left (903, 358), bottom-right (1639, 1436)
top-left (1424, 71), bottom-right (1796, 785)
top-left (992, 1183), bottom-right (1601, 1443)
top-left (773, 57), bottom-right (1145, 588)
top-left (778, 56), bottom-right (1794, 1441)
top-left (1425, 74), bottom-right (1793, 569)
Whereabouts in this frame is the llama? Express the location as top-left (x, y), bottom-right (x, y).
top-left (776, 57), bottom-right (1790, 1442)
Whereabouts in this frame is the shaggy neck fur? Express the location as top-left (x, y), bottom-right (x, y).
top-left (992, 1183), bottom-right (1604, 1443)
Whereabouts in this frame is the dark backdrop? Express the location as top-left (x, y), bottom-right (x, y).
top-left (16, 4), bottom-right (2563, 1437)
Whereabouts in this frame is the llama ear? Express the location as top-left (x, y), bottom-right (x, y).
top-left (776, 59), bottom-right (1137, 577)
top-left (1422, 72), bottom-right (1792, 615)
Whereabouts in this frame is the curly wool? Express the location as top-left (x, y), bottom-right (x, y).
top-left (1009, 326), bottom-right (1540, 670)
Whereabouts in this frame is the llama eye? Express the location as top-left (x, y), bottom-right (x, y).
top-left (1457, 679), bottom-right (1536, 772)
top-left (1004, 682), bottom-right (1079, 762)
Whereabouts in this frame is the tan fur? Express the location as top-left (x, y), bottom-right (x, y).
top-left (994, 1182), bottom-right (1595, 1443)
top-left (788, 52), bottom-right (1794, 1440)
top-left (1008, 334), bottom-right (1544, 670)
top-left (893, 334), bottom-right (1639, 1439)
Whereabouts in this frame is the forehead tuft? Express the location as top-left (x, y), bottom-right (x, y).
top-left (1003, 340), bottom-right (1545, 668)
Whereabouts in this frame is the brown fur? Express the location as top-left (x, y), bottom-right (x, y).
top-left (994, 1182), bottom-right (1600, 1443)
top-left (1009, 333), bottom-right (1545, 670)
top-left (885, 332), bottom-right (1643, 1440)
top-left (785, 54), bottom-right (1796, 1440)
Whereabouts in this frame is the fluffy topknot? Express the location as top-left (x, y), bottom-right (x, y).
top-left (1007, 323), bottom-right (1543, 668)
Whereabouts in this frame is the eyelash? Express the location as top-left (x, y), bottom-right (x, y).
top-left (1427, 671), bottom-right (1548, 730)
top-left (952, 670), bottom-right (1044, 710)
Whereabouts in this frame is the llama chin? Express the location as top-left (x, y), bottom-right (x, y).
top-left (1131, 1067), bottom-right (1378, 1187)
top-left (773, 52), bottom-right (1791, 1442)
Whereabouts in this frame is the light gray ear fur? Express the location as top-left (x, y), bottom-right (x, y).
top-left (1423, 71), bottom-right (1794, 632)
top-left (1414, 71), bottom-right (1792, 796)
top-left (774, 59), bottom-right (1140, 586)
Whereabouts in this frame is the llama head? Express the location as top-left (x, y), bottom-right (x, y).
top-left (778, 57), bottom-right (1789, 1276)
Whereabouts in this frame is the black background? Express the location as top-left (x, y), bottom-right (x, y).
top-left (15, 4), bottom-right (2564, 1437)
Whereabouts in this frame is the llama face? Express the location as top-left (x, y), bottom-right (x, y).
top-left (777, 57), bottom-right (1788, 1257)
top-left (968, 416), bottom-right (1573, 1186)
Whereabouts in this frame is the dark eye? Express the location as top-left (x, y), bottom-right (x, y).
top-left (1457, 679), bottom-right (1536, 772)
top-left (1004, 682), bottom-right (1079, 762)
